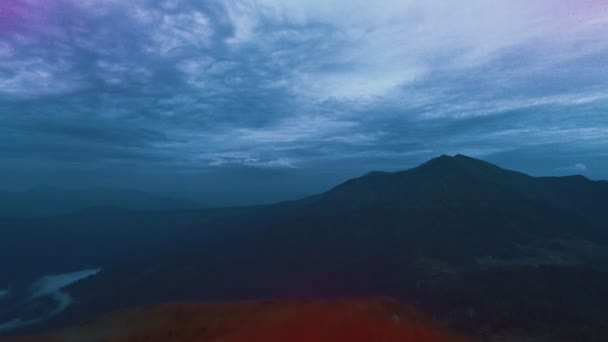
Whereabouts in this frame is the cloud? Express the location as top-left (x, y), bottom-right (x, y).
top-left (221, 0), bottom-right (608, 101)
top-left (208, 152), bottom-right (298, 169)
top-left (0, 0), bottom-right (607, 199)
top-left (555, 163), bottom-right (588, 175)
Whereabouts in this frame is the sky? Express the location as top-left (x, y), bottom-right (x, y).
top-left (1, 0), bottom-right (608, 205)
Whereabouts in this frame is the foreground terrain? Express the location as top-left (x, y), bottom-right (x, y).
top-left (2, 155), bottom-right (608, 340)
top-left (6, 299), bottom-right (472, 342)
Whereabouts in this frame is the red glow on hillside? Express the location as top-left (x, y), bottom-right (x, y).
top-left (13, 299), bottom-right (474, 342)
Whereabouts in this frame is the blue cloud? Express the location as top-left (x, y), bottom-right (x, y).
top-left (0, 0), bottom-right (607, 203)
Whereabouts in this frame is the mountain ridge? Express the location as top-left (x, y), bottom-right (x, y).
top-left (321, 154), bottom-right (604, 214)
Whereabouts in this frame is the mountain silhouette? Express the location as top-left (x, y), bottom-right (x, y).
top-left (3, 155), bottom-right (608, 341)
top-left (326, 154), bottom-right (601, 206)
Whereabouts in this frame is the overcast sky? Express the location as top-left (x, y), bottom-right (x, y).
top-left (1, 0), bottom-right (607, 205)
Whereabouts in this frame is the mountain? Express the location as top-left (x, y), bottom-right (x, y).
top-left (324, 154), bottom-right (604, 213)
top-left (0, 186), bottom-right (201, 217)
top-left (2, 155), bottom-right (608, 341)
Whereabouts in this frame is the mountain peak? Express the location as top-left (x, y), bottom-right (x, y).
top-left (454, 153), bottom-right (473, 159)
top-left (416, 154), bottom-right (494, 171)
top-left (414, 154), bottom-right (454, 168)
top-left (324, 154), bottom-right (532, 203)
top-left (433, 153), bottom-right (484, 162)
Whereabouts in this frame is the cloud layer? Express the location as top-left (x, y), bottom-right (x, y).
top-left (1, 0), bottom-right (608, 202)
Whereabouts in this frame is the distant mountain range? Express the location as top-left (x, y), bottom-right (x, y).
top-left (0, 186), bottom-right (201, 217)
top-left (2, 155), bottom-right (608, 341)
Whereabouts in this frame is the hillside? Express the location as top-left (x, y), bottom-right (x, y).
top-left (7, 299), bottom-right (472, 342)
top-left (2, 155), bottom-right (608, 341)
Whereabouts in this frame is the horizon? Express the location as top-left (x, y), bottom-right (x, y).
top-left (2, 153), bottom-right (604, 207)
